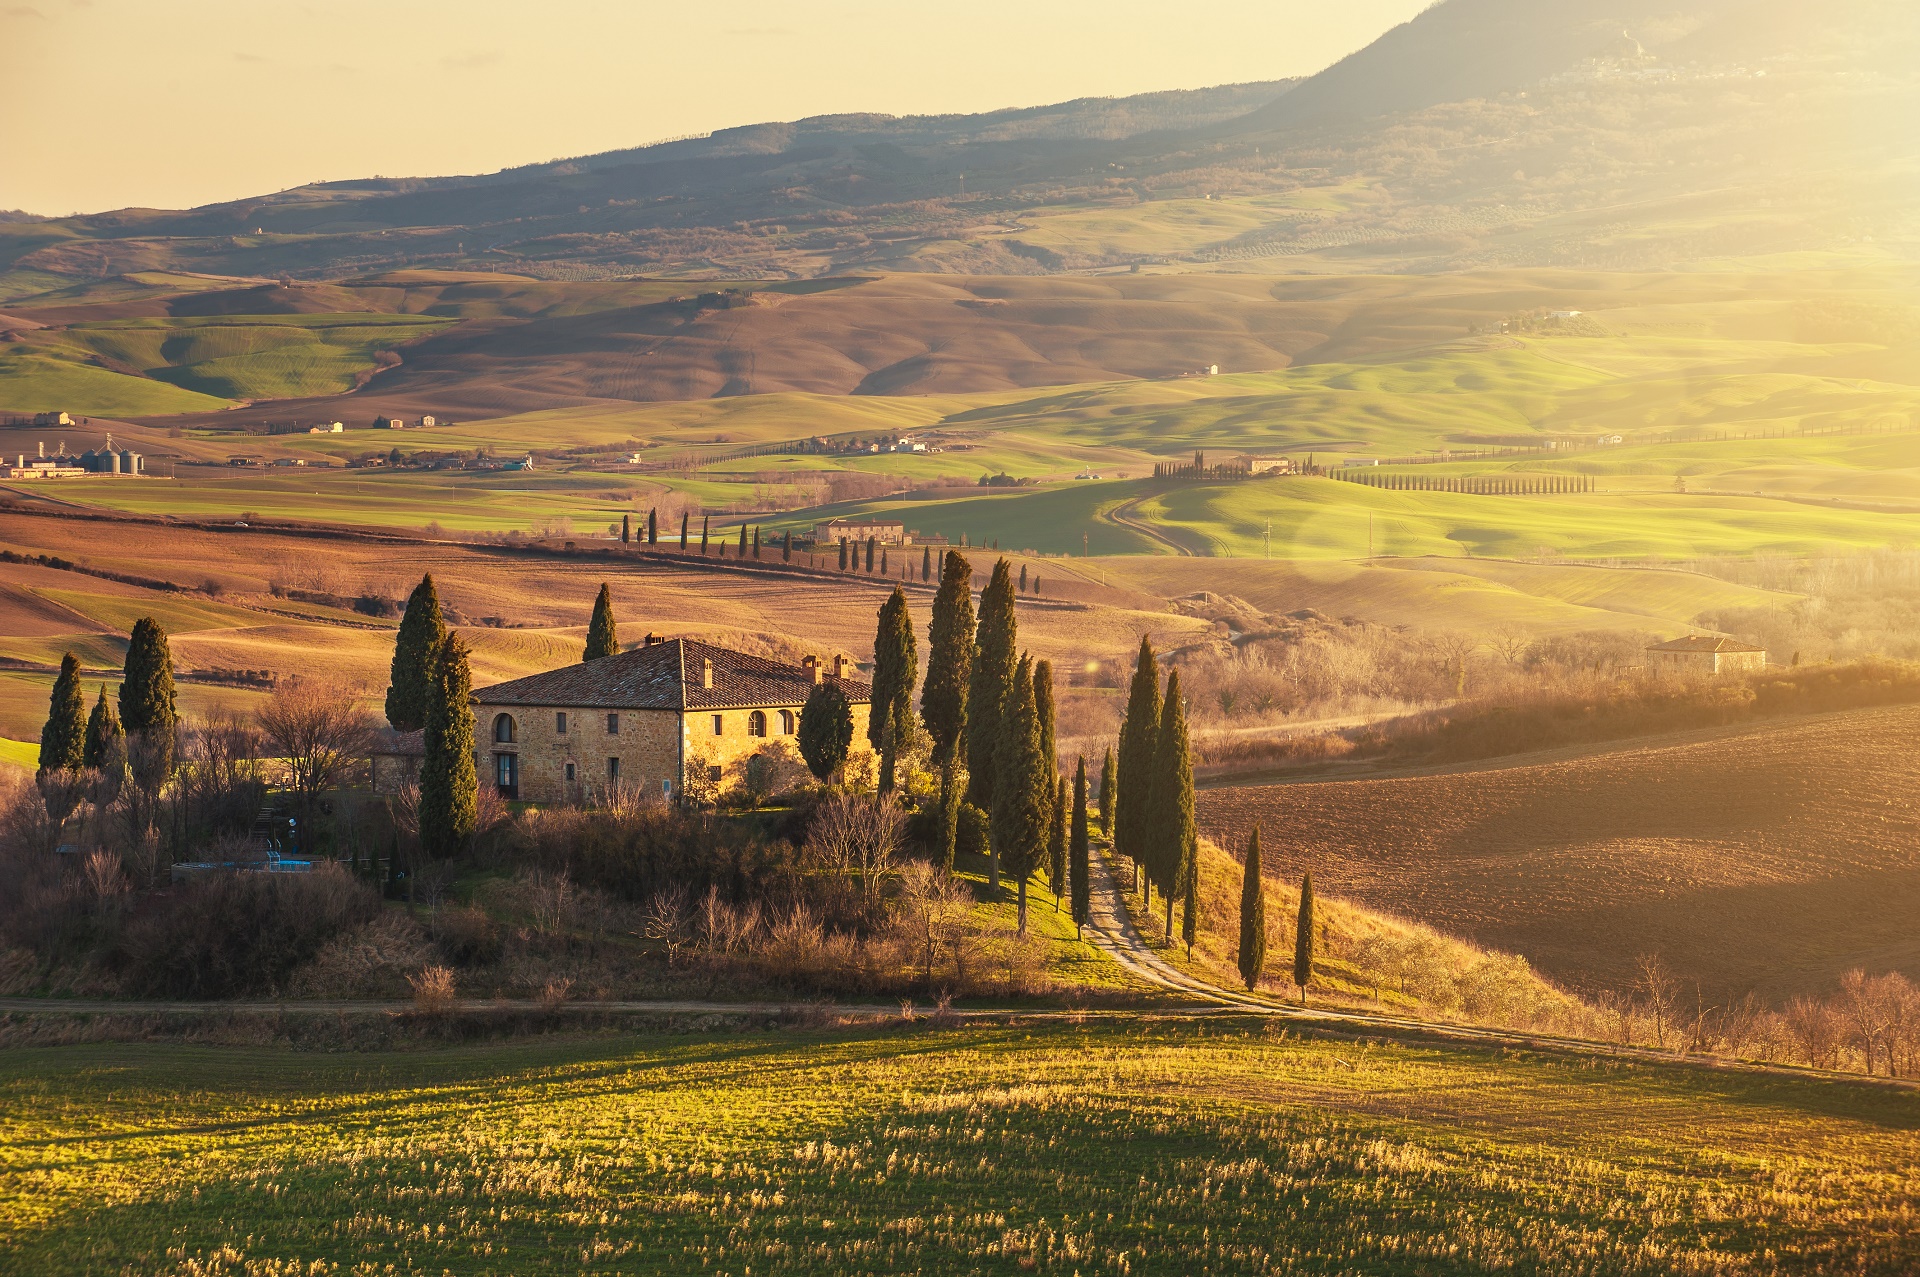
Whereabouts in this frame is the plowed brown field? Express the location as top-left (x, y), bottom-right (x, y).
top-left (1196, 708), bottom-right (1920, 1001)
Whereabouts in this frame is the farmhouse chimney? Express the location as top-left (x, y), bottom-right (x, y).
top-left (832, 654), bottom-right (849, 679)
top-left (702, 657), bottom-right (714, 690)
top-left (803, 655), bottom-right (822, 684)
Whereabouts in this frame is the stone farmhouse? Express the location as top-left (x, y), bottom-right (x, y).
top-left (1646, 634), bottom-right (1767, 676)
top-left (469, 637), bottom-right (871, 803)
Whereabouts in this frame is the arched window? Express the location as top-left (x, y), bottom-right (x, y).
top-left (492, 713), bottom-right (516, 744)
top-left (748, 709), bottom-right (768, 738)
top-left (778, 709), bottom-right (796, 735)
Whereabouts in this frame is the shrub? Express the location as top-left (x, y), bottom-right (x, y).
top-left (432, 903), bottom-right (502, 967)
top-left (955, 803), bottom-right (990, 859)
top-left (116, 865), bottom-right (379, 998)
top-left (291, 911), bottom-right (434, 998)
top-left (409, 964), bottom-right (457, 1014)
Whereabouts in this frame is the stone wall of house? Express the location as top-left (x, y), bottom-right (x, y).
top-left (475, 704), bottom-right (682, 804)
top-left (371, 753), bottom-right (421, 797)
top-left (683, 700), bottom-right (873, 793)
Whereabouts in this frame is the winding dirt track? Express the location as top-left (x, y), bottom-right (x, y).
top-left (1104, 494), bottom-right (1194, 556)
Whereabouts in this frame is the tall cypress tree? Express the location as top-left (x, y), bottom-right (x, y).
top-left (992, 653), bottom-right (1047, 929)
top-left (921, 545), bottom-right (932, 582)
top-left (966, 559), bottom-right (1017, 814)
top-left (1034, 658), bottom-right (1057, 832)
top-left (1293, 870), bottom-right (1316, 1001)
top-left (701, 516), bottom-right (710, 554)
top-left (648, 507), bottom-right (658, 544)
top-left (1047, 773), bottom-right (1067, 910)
top-left (783, 531), bottom-right (792, 562)
top-left (880, 546), bottom-right (888, 576)
top-left (584, 584), bottom-right (619, 660)
top-left (1114, 637), bottom-right (1160, 900)
top-left (38, 652), bottom-right (85, 773)
top-left (1237, 825), bottom-right (1269, 990)
top-left (753, 527), bottom-right (763, 559)
top-left (1069, 757), bottom-right (1091, 935)
top-left (869, 587), bottom-right (917, 793)
top-left (865, 537), bottom-right (876, 572)
top-left (1098, 744), bottom-right (1115, 837)
top-left (679, 511), bottom-right (689, 551)
top-left (119, 616), bottom-right (178, 785)
top-left (739, 524), bottom-right (749, 557)
top-left (386, 574), bottom-right (447, 731)
top-left (1145, 669), bottom-right (1194, 939)
top-left (921, 551), bottom-right (974, 766)
top-left (1181, 831), bottom-right (1199, 959)
top-left (1018, 563), bottom-right (1028, 592)
top-left (83, 684), bottom-right (122, 770)
top-left (420, 633), bottom-right (476, 861)
top-left (621, 513), bottom-right (631, 544)
top-left (838, 538), bottom-right (849, 571)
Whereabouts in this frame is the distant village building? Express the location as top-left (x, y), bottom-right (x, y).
top-left (1240, 456), bottom-right (1293, 475)
top-left (468, 637), bottom-right (871, 803)
top-left (814, 517), bottom-right (908, 545)
top-left (32, 412), bottom-right (72, 427)
top-left (419, 415), bottom-right (437, 428)
top-left (1646, 635), bottom-right (1767, 676)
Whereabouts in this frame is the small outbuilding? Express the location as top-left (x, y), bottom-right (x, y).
top-left (1646, 635), bottom-right (1767, 676)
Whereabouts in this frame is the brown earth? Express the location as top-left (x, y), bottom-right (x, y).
top-left (1195, 707), bottom-right (1920, 1003)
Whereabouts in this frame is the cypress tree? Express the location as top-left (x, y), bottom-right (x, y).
top-left (798, 681), bottom-right (854, 782)
top-left (119, 616), bottom-right (178, 785)
top-left (584, 584), bottom-right (619, 660)
top-left (1114, 637), bottom-right (1160, 900)
top-left (865, 537), bottom-right (876, 572)
top-left (419, 633), bottom-right (476, 861)
top-left (1145, 668), bottom-right (1194, 939)
top-left (621, 513), bottom-right (631, 543)
top-left (1048, 773), bottom-right (1067, 910)
top-left (38, 652), bottom-right (85, 773)
top-left (921, 550), bottom-right (974, 768)
top-left (1293, 871), bottom-right (1316, 1000)
top-left (838, 538), bottom-right (849, 571)
top-left (966, 559), bottom-right (1017, 815)
top-left (1069, 757), bottom-right (1091, 935)
top-left (1237, 825), bottom-right (1267, 991)
top-left (1181, 840), bottom-right (1199, 959)
top-left (921, 545), bottom-right (932, 581)
top-left (992, 653), bottom-right (1047, 929)
top-left (754, 527), bottom-right (763, 558)
top-left (385, 574), bottom-right (446, 731)
top-left (880, 546), bottom-right (888, 575)
top-left (701, 516), bottom-right (710, 554)
top-left (648, 508), bottom-right (658, 544)
top-left (1098, 744), bottom-right (1115, 836)
top-left (869, 587), bottom-right (917, 793)
top-left (783, 531), bottom-right (792, 562)
top-left (1019, 563), bottom-right (1028, 592)
top-left (679, 511), bottom-right (689, 551)
top-left (83, 684), bottom-right (122, 770)
top-left (739, 524), bottom-right (749, 557)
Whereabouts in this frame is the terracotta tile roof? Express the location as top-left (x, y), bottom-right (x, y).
top-left (1647, 635), bottom-right (1764, 653)
top-left (472, 638), bottom-right (870, 711)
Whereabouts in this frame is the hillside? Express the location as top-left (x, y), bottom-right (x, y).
top-left (2, 0), bottom-right (1915, 294)
top-left (1195, 705), bottom-right (1920, 1001)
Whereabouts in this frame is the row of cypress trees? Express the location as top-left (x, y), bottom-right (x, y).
top-left (1112, 637), bottom-right (1198, 945)
top-left (39, 617), bottom-right (174, 792)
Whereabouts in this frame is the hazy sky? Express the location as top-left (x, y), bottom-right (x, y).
top-left (0, 0), bottom-right (1429, 216)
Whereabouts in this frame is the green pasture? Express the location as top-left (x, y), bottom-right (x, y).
top-left (0, 350), bottom-right (231, 415)
top-left (3, 1023), bottom-right (1913, 1274)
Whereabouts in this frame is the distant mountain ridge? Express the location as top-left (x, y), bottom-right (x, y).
top-left (1, 0), bottom-right (1914, 293)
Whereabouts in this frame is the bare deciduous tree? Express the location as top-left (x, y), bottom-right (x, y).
top-left (803, 794), bottom-right (905, 897)
top-left (256, 680), bottom-right (377, 831)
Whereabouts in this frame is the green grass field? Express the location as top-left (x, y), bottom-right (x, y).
top-left (2, 1024), bottom-right (1913, 1274)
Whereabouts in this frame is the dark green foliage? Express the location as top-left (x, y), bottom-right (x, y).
top-left (119, 616), bottom-right (178, 785)
top-left (869, 587), bottom-right (917, 792)
top-left (648, 508), bottom-right (658, 544)
top-left (701, 516), bottom-right (710, 555)
top-left (921, 545), bottom-right (932, 581)
top-left (1034, 658), bottom-right (1057, 832)
top-left (679, 511), bottom-right (689, 550)
top-left (1146, 669), bottom-right (1195, 939)
top-left (584, 584), bottom-right (619, 661)
top-left (38, 652), bottom-right (85, 773)
top-left (1294, 870), bottom-right (1316, 996)
top-left (1114, 637), bottom-right (1160, 897)
top-left (621, 513), bottom-right (631, 543)
top-left (992, 653), bottom-right (1048, 930)
top-left (83, 684), bottom-right (122, 770)
top-left (865, 537), bottom-right (876, 572)
top-left (955, 800), bottom-right (990, 861)
top-left (739, 524), bottom-right (749, 557)
top-left (1238, 825), bottom-right (1267, 990)
top-left (1047, 773), bottom-right (1067, 908)
top-left (753, 527), bottom-right (762, 558)
top-left (420, 634), bottom-right (476, 861)
top-left (782, 531), bottom-right (792, 562)
top-left (838, 539), bottom-right (849, 571)
top-left (1098, 744), bottom-right (1115, 836)
top-left (1070, 757), bottom-right (1091, 932)
top-left (966, 559), bottom-right (1017, 811)
top-left (921, 551), bottom-right (974, 764)
top-left (881, 546), bottom-right (889, 576)
top-left (1182, 845), bottom-right (1199, 958)
top-left (798, 681), bottom-right (854, 782)
top-left (1019, 563), bottom-right (1028, 592)
top-left (935, 755), bottom-right (961, 873)
top-left (384, 574), bottom-right (446, 732)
